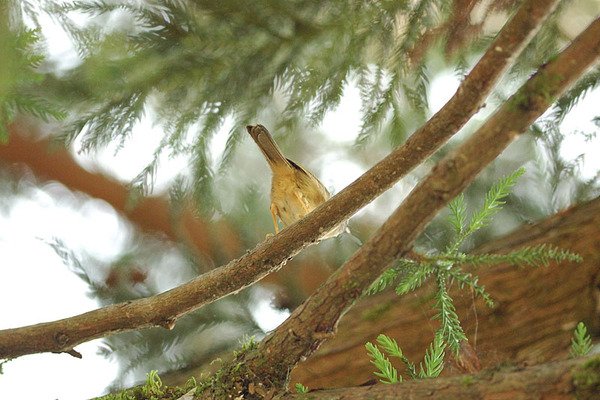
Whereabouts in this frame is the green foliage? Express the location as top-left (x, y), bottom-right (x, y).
top-left (572, 356), bottom-right (600, 399)
top-left (447, 167), bottom-right (525, 254)
top-left (294, 383), bottom-right (309, 394)
top-left (22, 0), bottom-right (464, 207)
top-left (13, 0), bottom-right (589, 227)
top-left (376, 334), bottom-right (418, 379)
top-left (99, 292), bottom-right (263, 390)
top-left (447, 269), bottom-right (494, 308)
top-left (366, 331), bottom-right (445, 383)
top-left (0, 26), bottom-right (65, 142)
top-left (447, 193), bottom-right (467, 239)
top-left (551, 67), bottom-right (600, 123)
top-left (365, 339), bottom-right (400, 384)
top-left (570, 322), bottom-right (593, 358)
top-left (530, 122), bottom-right (600, 210)
top-left (434, 273), bottom-right (467, 354)
top-left (141, 370), bottom-right (164, 399)
top-left (395, 262), bottom-right (435, 295)
top-left (369, 168), bottom-right (583, 357)
top-left (444, 244), bottom-right (582, 268)
top-left (233, 335), bottom-right (258, 357)
top-left (375, 334), bottom-right (403, 359)
top-left (95, 370), bottom-right (196, 400)
top-left (45, 228), bottom-right (266, 391)
top-left (366, 259), bottom-right (419, 295)
top-left (419, 331), bottom-right (445, 379)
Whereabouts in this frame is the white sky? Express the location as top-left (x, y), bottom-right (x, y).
top-left (1, 7), bottom-right (599, 400)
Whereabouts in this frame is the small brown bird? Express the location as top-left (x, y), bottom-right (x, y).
top-left (246, 124), bottom-right (347, 239)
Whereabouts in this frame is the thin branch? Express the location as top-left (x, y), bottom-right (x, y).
top-left (227, 15), bottom-right (600, 391)
top-left (0, 0), bottom-right (560, 360)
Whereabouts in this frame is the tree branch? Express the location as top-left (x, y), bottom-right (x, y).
top-left (157, 195), bottom-right (598, 389)
top-left (290, 196), bottom-right (600, 388)
top-left (222, 14), bottom-right (600, 394)
top-left (283, 356), bottom-right (600, 400)
top-left (0, 0), bottom-right (560, 360)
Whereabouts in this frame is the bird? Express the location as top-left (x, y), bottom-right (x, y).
top-left (246, 124), bottom-right (348, 240)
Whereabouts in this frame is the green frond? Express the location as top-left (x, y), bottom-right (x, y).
top-left (551, 67), bottom-right (600, 123)
top-left (449, 244), bottom-right (582, 268)
top-left (508, 13), bottom-right (563, 81)
top-left (44, 238), bottom-right (91, 286)
top-left (294, 383), bottom-right (309, 394)
top-left (10, 92), bottom-right (66, 122)
top-left (376, 333), bottom-right (418, 380)
top-left (387, 99), bottom-right (409, 147)
top-left (402, 63), bottom-right (430, 120)
top-left (367, 267), bottom-right (402, 295)
top-left (395, 263), bottom-right (435, 295)
top-left (468, 167), bottom-right (525, 233)
top-left (418, 331), bottom-right (445, 378)
top-left (190, 133), bottom-right (218, 216)
top-left (376, 334), bottom-right (403, 358)
top-left (368, 259), bottom-right (420, 295)
top-left (389, 0), bottom-right (439, 69)
top-left (446, 167), bottom-right (525, 253)
top-left (531, 121), bottom-right (599, 208)
top-left (219, 109), bottom-right (260, 172)
top-left (307, 71), bottom-right (349, 126)
top-left (129, 157), bottom-right (159, 200)
top-left (447, 269), bottom-right (494, 308)
top-left (356, 72), bottom-right (397, 144)
top-left (365, 341), bottom-right (400, 384)
top-left (447, 193), bottom-right (467, 238)
top-left (70, 93), bottom-right (147, 152)
top-left (434, 273), bottom-right (467, 355)
top-left (570, 322), bottom-right (592, 358)
top-left (0, 27), bottom-right (65, 140)
top-left (401, 355), bottom-right (418, 380)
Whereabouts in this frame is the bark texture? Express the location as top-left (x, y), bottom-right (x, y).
top-left (283, 356), bottom-right (600, 400)
top-left (291, 197), bottom-right (600, 389)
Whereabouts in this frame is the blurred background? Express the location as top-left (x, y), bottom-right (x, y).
top-left (1, 1), bottom-right (599, 398)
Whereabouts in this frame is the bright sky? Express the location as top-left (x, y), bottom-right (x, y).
top-left (1, 7), bottom-right (599, 400)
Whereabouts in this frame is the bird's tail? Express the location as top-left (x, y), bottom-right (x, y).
top-left (246, 124), bottom-right (291, 171)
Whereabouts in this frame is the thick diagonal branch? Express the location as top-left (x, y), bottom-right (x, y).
top-left (291, 196), bottom-right (600, 388)
top-left (0, 0), bottom-right (559, 359)
top-left (232, 16), bottom-right (600, 391)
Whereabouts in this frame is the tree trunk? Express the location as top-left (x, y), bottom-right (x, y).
top-left (290, 197), bottom-right (600, 389)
